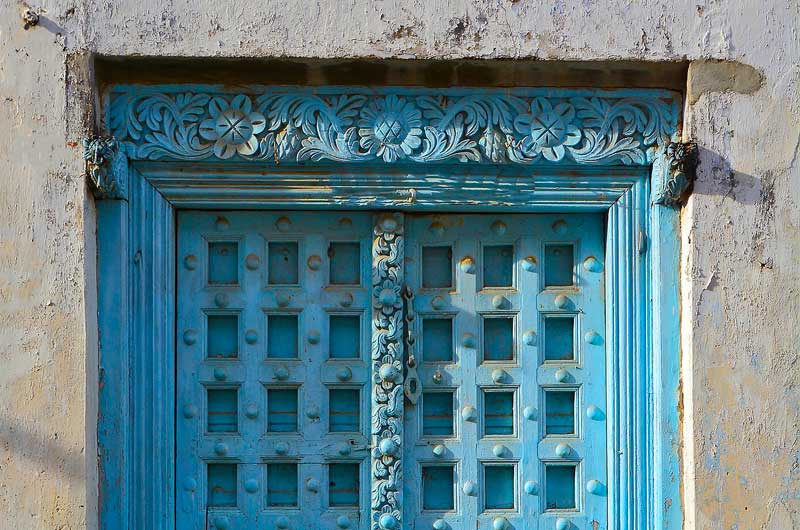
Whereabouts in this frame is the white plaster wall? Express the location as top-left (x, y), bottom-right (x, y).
top-left (0, 1), bottom-right (797, 529)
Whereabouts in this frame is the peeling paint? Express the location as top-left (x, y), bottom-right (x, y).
top-left (688, 60), bottom-right (764, 105)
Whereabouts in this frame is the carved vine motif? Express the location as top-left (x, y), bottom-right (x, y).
top-left (370, 213), bottom-right (404, 530)
top-left (654, 141), bottom-right (699, 207)
top-left (83, 136), bottom-right (122, 198)
top-left (109, 88), bottom-right (678, 166)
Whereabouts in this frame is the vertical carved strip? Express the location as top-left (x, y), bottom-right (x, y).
top-left (370, 213), bottom-right (404, 530)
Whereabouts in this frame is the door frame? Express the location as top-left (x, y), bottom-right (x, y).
top-left (92, 85), bottom-right (689, 530)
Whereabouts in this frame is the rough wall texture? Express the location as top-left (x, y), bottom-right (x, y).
top-left (0, 1), bottom-right (797, 530)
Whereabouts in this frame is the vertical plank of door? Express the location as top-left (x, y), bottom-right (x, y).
top-left (458, 222), bottom-right (480, 529)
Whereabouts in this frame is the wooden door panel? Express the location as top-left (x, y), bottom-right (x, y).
top-left (404, 214), bottom-right (606, 530)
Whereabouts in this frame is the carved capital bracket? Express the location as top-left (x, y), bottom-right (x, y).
top-left (83, 136), bottom-right (127, 199)
top-left (653, 140), bottom-right (699, 207)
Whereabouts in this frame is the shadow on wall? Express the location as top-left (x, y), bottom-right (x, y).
top-left (691, 146), bottom-right (762, 205)
top-left (0, 414), bottom-right (85, 483)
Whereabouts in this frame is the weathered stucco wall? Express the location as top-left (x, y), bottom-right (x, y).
top-left (0, 1), bottom-right (797, 529)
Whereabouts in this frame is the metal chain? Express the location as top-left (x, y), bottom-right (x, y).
top-left (402, 284), bottom-right (421, 405)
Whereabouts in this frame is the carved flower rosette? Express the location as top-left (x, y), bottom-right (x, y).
top-left (110, 87), bottom-right (678, 166)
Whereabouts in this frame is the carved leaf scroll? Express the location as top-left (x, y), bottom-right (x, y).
top-left (109, 87), bottom-right (678, 167)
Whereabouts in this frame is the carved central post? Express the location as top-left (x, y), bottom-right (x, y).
top-left (370, 212), bottom-right (404, 530)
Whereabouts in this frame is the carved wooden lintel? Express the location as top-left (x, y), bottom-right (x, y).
top-left (83, 136), bottom-right (127, 199)
top-left (654, 141), bottom-right (699, 207)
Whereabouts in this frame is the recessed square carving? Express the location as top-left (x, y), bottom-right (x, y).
top-left (544, 317), bottom-right (575, 361)
top-left (207, 463), bottom-right (237, 507)
top-left (545, 390), bottom-right (576, 435)
top-left (207, 315), bottom-right (238, 359)
top-left (329, 389), bottom-right (360, 432)
top-left (329, 315), bottom-right (360, 359)
top-left (268, 241), bottom-right (299, 285)
top-left (484, 465), bottom-right (515, 510)
top-left (329, 242), bottom-right (361, 285)
top-left (422, 246), bottom-right (453, 289)
top-left (207, 388), bottom-right (238, 433)
top-left (422, 391), bottom-right (455, 437)
top-left (483, 317), bottom-right (514, 362)
top-left (268, 314), bottom-right (299, 359)
top-left (267, 463), bottom-right (298, 507)
top-left (545, 464), bottom-right (577, 510)
top-left (483, 391), bottom-right (514, 436)
top-left (208, 241), bottom-right (239, 284)
top-left (328, 463), bottom-right (360, 507)
top-left (267, 388), bottom-right (298, 433)
top-left (545, 244), bottom-right (574, 287)
top-left (422, 318), bottom-right (453, 363)
top-left (422, 465), bottom-right (455, 511)
top-left (483, 245), bottom-right (514, 288)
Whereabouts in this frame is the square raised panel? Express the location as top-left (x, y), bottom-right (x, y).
top-left (484, 464), bottom-right (515, 510)
top-left (267, 463), bottom-right (298, 507)
top-left (207, 314), bottom-right (238, 359)
top-left (422, 465), bottom-right (455, 511)
top-left (545, 244), bottom-right (574, 287)
top-left (545, 390), bottom-right (576, 435)
top-left (422, 246), bottom-right (453, 289)
top-left (483, 245), bottom-right (514, 288)
top-left (268, 241), bottom-right (299, 285)
top-left (208, 241), bottom-right (239, 284)
top-left (483, 317), bottom-right (514, 362)
top-left (544, 316), bottom-right (575, 362)
top-left (208, 241), bottom-right (239, 285)
top-left (267, 388), bottom-right (298, 433)
top-left (422, 318), bottom-right (453, 363)
top-left (545, 464), bottom-right (577, 510)
top-left (207, 388), bottom-right (238, 433)
top-left (267, 314), bottom-right (299, 359)
top-left (483, 390), bottom-right (514, 436)
top-left (328, 463), bottom-right (360, 507)
top-left (329, 242), bottom-right (361, 285)
top-left (422, 391), bottom-right (455, 437)
top-left (207, 463), bottom-right (237, 507)
top-left (329, 389), bottom-right (360, 432)
top-left (329, 315), bottom-right (360, 359)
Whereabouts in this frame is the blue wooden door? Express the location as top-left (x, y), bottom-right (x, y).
top-left (177, 211), bottom-right (606, 530)
top-left (403, 214), bottom-right (606, 530)
top-left (177, 212), bottom-right (374, 530)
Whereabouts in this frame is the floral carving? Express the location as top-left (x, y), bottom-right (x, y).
top-left (370, 213), bottom-right (404, 530)
top-left (514, 98), bottom-right (582, 161)
top-left (358, 95), bottom-right (423, 163)
top-left (109, 87), bottom-right (679, 167)
top-left (83, 136), bottom-right (124, 198)
top-left (654, 141), bottom-right (699, 207)
top-left (198, 95), bottom-right (266, 159)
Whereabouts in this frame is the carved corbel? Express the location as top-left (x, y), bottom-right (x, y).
top-left (83, 136), bottom-right (127, 199)
top-left (654, 141), bottom-right (699, 207)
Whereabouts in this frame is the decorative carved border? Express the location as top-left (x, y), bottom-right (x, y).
top-left (370, 213), bottom-right (405, 530)
top-left (107, 86), bottom-right (679, 168)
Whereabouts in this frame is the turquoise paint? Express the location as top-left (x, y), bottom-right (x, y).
top-left (96, 83), bottom-right (684, 530)
top-left (176, 211), bottom-right (373, 530)
top-left (403, 213), bottom-right (606, 530)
